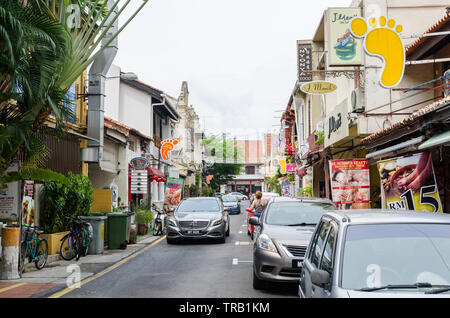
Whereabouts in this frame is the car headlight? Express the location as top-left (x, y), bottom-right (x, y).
top-left (167, 219), bottom-right (177, 227)
top-left (212, 219), bottom-right (223, 226)
top-left (257, 234), bottom-right (277, 253)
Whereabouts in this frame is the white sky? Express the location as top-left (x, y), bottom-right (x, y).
top-left (115, 0), bottom-right (352, 138)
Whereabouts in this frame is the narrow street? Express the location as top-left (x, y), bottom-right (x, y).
top-left (60, 201), bottom-right (297, 298)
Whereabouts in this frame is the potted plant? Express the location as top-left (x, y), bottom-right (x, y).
top-left (135, 209), bottom-right (153, 236)
top-left (40, 172), bottom-right (93, 254)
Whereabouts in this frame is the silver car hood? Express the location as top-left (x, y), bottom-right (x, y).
top-left (175, 212), bottom-right (222, 220)
top-left (263, 224), bottom-right (315, 245)
top-left (347, 289), bottom-right (450, 298)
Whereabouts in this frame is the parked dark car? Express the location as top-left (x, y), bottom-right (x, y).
top-left (250, 197), bottom-right (336, 290)
top-left (166, 197), bottom-right (230, 244)
top-left (299, 210), bottom-right (450, 298)
top-left (221, 194), bottom-right (241, 214)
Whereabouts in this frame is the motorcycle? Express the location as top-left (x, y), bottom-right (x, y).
top-left (152, 204), bottom-right (166, 236)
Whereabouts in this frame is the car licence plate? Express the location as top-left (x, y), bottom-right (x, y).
top-left (186, 230), bottom-right (201, 235)
top-left (292, 260), bottom-right (303, 268)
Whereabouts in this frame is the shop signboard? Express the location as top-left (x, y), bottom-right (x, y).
top-left (324, 99), bottom-right (349, 148)
top-left (164, 177), bottom-right (184, 210)
top-left (327, 7), bottom-right (363, 66)
top-left (130, 157), bottom-right (148, 194)
top-left (0, 162), bottom-right (20, 221)
top-left (286, 164), bottom-right (297, 173)
top-left (329, 159), bottom-right (370, 209)
top-left (297, 41), bottom-right (312, 83)
top-left (22, 181), bottom-right (35, 226)
top-left (377, 152), bottom-right (442, 212)
top-left (300, 81), bottom-right (337, 95)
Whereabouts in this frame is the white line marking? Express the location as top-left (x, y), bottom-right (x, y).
top-left (239, 231), bottom-right (243, 234)
top-left (232, 258), bottom-right (239, 265)
top-left (235, 241), bottom-right (239, 245)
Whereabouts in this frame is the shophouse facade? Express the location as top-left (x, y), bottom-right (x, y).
top-left (292, 0), bottom-right (449, 209)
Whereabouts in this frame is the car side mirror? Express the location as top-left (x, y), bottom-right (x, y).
top-left (249, 216), bottom-right (260, 226)
top-left (168, 207), bottom-right (175, 213)
top-left (311, 269), bottom-right (330, 289)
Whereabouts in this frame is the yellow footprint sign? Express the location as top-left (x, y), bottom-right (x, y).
top-left (350, 16), bottom-right (405, 88)
top-left (278, 159), bottom-right (287, 174)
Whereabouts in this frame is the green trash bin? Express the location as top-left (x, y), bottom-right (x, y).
top-left (107, 212), bottom-right (129, 249)
top-left (80, 215), bottom-right (107, 254)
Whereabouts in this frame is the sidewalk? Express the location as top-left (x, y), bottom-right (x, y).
top-left (0, 234), bottom-right (161, 298)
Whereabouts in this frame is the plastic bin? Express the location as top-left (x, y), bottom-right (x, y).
top-left (80, 215), bottom-right (107, 254)
top-left (124, 211), bottom-right (135, 243)
top-left (107, 213), bottom-right (129, 249)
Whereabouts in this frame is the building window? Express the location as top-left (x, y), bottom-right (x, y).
top-left (246, 166), bottom-right (255, 175)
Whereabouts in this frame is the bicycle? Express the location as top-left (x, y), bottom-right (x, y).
top-left (60, 216), bottom-right (93, 261)
top-left (18, 226), bottom-right (48, 275)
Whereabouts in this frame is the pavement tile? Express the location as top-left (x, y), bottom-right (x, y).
top-left (0, 283), bottom-right (59, 298)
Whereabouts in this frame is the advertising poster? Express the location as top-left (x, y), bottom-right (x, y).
top-left (327, 8), bottom-right (363, 66)
top-left (164, 177), bottom-right (184, 211)
top-left (330, 159), bottom-right (370, 209)
top-left (377, 152), bottom-right (442, 213)
top-left (22, 181), bottom-right (35, 226)
top-left (0, 162), bottom-right (19, 221)
top-left (279, 176), bottom-right (291, 197)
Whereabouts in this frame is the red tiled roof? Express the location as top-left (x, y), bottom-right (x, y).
top-left (361, 95), bottom-right (450, 144)
top-left (104, 116), bottom-right (152, 141)
top-left (405, 12), bottom-right (450, 57)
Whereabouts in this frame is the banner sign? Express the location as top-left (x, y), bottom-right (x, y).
top-left (377, 152), bottom-right (442, 212)
top-left (164, 177), bottom-right (184, 210)
top-left (286, 164), bottom-right (297, 173)
top-left (297, 41), bottom-right (312, 83)
top-left (22, 181), bottom-right (35, 226)
top-left (279, 176), bottom-right (291, 197)
top-left (327, 7), bottom-right (363, 66)
top-left (300, 81), bottom-right (337, 95)
top-left (330, 159), bottom-right (370, 209)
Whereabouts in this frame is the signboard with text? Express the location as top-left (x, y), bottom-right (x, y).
top-left (324, 99), bottom-right (349, 148)
top-left (297, 41), bottom-right (312, 83)
top-left (327, 7), bottom-right (363, 66)
top-left (330, 159), bottom-right (370, 209)
top-left (0, 162), bottom-right (20, 221)
top-left (377, 152), bottom-right (442, 213)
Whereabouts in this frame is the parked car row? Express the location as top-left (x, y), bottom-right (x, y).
top-left (248, 197), bottom-right (450, 297)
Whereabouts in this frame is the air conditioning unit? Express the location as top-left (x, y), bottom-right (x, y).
top-left (444, 69), bottom-right (450, 97)
top-left (351, 87), bottom-right (365, 113)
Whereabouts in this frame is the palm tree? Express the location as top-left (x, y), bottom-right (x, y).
top-left (0, 0), bottom-right (149, 184)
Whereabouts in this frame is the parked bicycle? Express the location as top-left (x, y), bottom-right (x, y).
top-left (19, 226), bottom-right (48, 275)
top-left (60, 216), bottom-right (93, 261)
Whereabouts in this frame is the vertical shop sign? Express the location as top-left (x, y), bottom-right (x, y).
top-left (164, 177), bottom-right (184, 210)
top-left (279, 176), bottom-right (291, 197)
top-left (329, 159), bottom-right (370, 209)
top-left (297, 41), bottom-right (312, 83)
top-left (130, 157), bottom-right (148, 194)
top-left (377, 152), bottom-right (442, 212)
top-left (22, 181), bottom-right (35, 226)
top-left (327, 7), bottom-right (363, 66)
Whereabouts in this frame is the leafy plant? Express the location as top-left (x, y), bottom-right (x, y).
top-left (135, 209), bottom-right (153, 225)
top-left (298, 186), bottom-right (313, 197)
top-left (314, 131), bottom-right (324, 145)
top-left (40, 172), bottom-right (93, 233)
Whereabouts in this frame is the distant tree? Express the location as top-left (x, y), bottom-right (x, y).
top-left (205, 163), bottom-right (242, 192)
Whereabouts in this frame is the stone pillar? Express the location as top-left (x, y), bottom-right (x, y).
top-left (1, 227), bottom-right (20, 280)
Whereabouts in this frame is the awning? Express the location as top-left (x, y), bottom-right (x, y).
top-left (146, 166), bottom-right (165, 178)
top-left (366, 136), bottom-right (425, 159)
top-left (419, 131), bottom-right (450, 150)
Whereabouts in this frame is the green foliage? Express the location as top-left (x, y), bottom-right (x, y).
top-left (298, 186), bottom-right (313, 197)
top-left (201, 186), bottom-right (215, 197)
top-left (264, 167), bottom-right (282, 196)
top-left (202, 134), bottom-right (244, 163)
top-left (314, 131), bottom-right (324, 145)
top-left (204, 163), bottom-right (242, 192)
top-left (40, 172), bottom-right (93, 233)
top-left (135, 209), bottom-right (153, 225)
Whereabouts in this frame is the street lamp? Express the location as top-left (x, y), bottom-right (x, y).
top-left (106, 72), bottom-right (139, 80)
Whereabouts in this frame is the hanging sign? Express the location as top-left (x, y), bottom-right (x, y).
top-left (300, 81), bottom-right (337, 95)
top-left (130, 157), bottom-right (148, 170)
top-left (131, 169), bottom-right (148, 194)
top-left (279, 177), bottom-right (291, 197)
top-left (377, 152), bottom-right (442, 212)
top-left (329, 159), bottom-right (370, 209)
top-left (327, 7), bottom-right (363, 66)
top-left (297, 41), bottom-right (313, 83)
top-left (286, 164), bottom-right (297, 173)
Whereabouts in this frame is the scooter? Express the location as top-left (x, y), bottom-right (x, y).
top-left (152, 204), bottom-right (166, 236)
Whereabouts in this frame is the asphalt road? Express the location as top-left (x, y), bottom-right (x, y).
top-left (62, 200), bottom-right (298, 298)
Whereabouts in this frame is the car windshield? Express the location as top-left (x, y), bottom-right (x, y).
top-left (222, 195), bottom-right (238, 202)
top-left (341, 223), bottom-right (450, 291)
top-left (176, 199), bottom-right (220, 212)
top-left (264, 202), bottom-right (334, 226)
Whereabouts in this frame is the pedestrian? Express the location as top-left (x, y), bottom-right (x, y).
top-left (248, 191), bottom-right (266, 214)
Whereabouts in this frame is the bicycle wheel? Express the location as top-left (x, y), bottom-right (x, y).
top-left (60, 234), bottom-right (77, 261)
top-left (82, 230), bottom-right (90, 256)
top-left (18, 242), bottom-right (27, 275)
top-left (75, 233), bottom-right (83, 261)
top-left (34, 239), bottom-right (48, 270)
